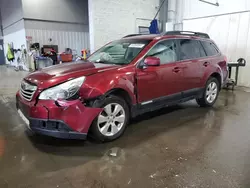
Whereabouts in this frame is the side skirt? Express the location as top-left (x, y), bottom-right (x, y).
top-left (131, 88), bottom-right (204, 117)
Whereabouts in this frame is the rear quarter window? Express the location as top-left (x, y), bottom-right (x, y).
top-left (201, 41), bottom-right (220, 56)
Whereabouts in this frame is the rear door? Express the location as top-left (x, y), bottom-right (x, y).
top-left (175, 39), bottom-right (207, 97)
top-left (201, 40), bottom-right (226, 81)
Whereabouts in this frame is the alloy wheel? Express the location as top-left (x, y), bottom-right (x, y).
top-left (97, 103), bottom-right (126, 137)
top-left (206, 81), bottom-right (218, 103)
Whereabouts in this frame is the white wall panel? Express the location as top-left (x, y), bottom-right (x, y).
top-left (234, 13), bottom-right (249, 61)
top-left (88, 0), bottom-right (159, 52)
top-left (3, 28), bottom-right (26, 65)
top-left (3, 29), bottom-right (26, 54)
top-left (183, 0), bottom-right (250, 19)
top-left (183, 12), bottom-right (250, 87)
top-left (225, 14), bottom-right (240, 62)
top-left (237, 13), bottom-right (250, 87)
top-left (25, 29), bottom-right (89, 54)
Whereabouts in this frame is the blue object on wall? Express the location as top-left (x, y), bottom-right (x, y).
top-left (149, 19), bottom-right (159, 34)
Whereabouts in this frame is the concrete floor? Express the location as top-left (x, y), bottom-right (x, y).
top-left (1, 65), bottom-right (250, 188)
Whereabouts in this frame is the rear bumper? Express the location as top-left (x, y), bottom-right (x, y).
top-left (16, 92), bottom-right (102, 140)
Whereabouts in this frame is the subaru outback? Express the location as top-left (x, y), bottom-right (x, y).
top-left (16, 31), bottom-right (228, 142)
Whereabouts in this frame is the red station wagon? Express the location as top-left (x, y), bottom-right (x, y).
top-left (16, 31), bottom-right (228, 142)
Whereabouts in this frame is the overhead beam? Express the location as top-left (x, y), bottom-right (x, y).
top-left (199, 0), bottom-right (219, 6)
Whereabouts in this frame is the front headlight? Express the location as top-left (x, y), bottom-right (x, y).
top-left (39, 76), bottom-right (86, 100)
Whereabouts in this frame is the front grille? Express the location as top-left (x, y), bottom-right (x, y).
top-left (20, 81), bottom-right (37, 101)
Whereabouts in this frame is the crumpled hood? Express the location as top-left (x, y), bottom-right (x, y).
top-left (24, 61), bottom-right (118, 89)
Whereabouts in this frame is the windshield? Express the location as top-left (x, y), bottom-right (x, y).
top-left (88, 39), bottom-right (151, 65)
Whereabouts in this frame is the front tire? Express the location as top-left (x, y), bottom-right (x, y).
top-left (90, 95), bottom-right (129, 142)
top-left (196, 77), bottom-right (219, 107)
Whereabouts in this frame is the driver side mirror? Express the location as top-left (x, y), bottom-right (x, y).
top-left (140, 57), bottom-right (160, 69)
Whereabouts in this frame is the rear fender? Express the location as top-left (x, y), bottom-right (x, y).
top-left (201, 65), bottom-right (223, 87)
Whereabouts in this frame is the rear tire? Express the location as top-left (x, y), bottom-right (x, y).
top-left (196, 77), bottom-right (219, 107)
top-left (90, 95), bottom-right (129, 142)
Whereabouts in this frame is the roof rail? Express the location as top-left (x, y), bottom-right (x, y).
top-left (123, 34), bottom-right (157, 38)
top-left (123, 34), bottom-right (143, 38)
top-left (164, 31), bottom-right (210, 39)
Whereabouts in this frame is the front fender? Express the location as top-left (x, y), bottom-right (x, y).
top-left (79, 70), bottom-right (136, 104)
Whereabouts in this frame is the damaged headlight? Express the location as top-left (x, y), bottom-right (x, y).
top-left (39, 76), bottom-right (86, 100)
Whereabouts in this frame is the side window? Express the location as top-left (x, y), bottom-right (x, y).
top-left (201, 41), bottom-right (219, 56)
top-left (146, 40), bottom-right (177, 64)
top-left (179, 39), bottom-right (204, 60)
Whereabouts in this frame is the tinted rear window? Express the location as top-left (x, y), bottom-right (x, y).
top-left (201, 41), bottom-right (219, 56)
top-left (179, 39), bottom-right (206, 60)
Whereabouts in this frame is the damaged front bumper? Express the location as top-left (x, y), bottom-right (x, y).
top-left (16, 92), bottom-right (102, 140)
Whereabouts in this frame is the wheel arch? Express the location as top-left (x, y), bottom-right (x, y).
top-left (104, 88), bottom-right (133, 107)
top-left (209, 72), bottom-right (222, 89)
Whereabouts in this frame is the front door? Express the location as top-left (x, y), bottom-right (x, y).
top-left (136, 39), bottom-right (182, 104)
top-left (0, 40), bottom-right (5, 65)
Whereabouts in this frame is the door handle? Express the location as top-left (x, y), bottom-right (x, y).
top-left (203, 62), bottom-right (210, 67)
top-left (172, 67), bottom-right (180, 73)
